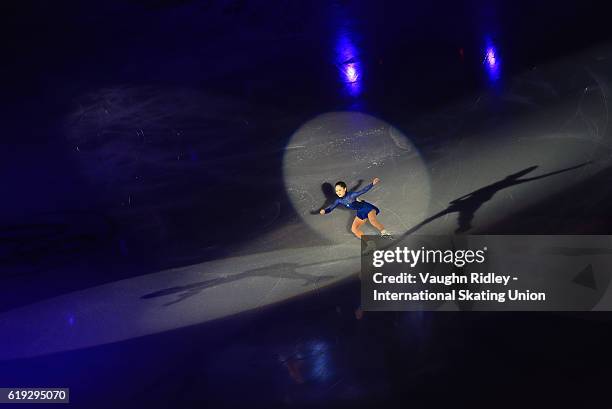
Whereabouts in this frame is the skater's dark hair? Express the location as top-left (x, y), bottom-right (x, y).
top-left (335, 181), bottom-right (347, 189)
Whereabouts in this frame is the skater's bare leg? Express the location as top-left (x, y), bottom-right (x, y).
top-left (351, 217), bottom-right (367, 239)
top-left (367, 210), bottom-right (385, 232)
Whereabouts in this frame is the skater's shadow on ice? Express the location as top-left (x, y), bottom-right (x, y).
top-left (142, 262), bottom-right (337, 306)
top-left (406, 162), bottom-right (590, 235)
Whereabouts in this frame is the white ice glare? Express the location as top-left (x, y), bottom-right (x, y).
top-left (282, 112), bottom-right (431, 243)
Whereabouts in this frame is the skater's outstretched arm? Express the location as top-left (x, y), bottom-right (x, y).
top-left (352, 177), bottom-right (380, 198)
top-left (320, 199), bottom-right (340, 215)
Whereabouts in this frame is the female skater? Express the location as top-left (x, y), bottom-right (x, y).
top-left (319, 177), bottom-right (390, 239)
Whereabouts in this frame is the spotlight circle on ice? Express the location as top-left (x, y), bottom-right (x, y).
top-left (283, 112), bottom-right (430, 243)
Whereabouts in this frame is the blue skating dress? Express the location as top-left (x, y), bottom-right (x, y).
top-left (324, 183), bottom-right (380, 220)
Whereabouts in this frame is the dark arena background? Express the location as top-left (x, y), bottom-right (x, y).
top-left (4, 1), bottom-right (612, 408)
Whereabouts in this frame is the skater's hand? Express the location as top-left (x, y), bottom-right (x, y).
top-left (372, 177), bottom-right (381, 185)
top-left (319, 209), bottom-right (325, 215)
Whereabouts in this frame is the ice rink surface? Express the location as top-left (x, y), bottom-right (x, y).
top-left (3, 43), bottom-right (612, 359)
top-left (4, 2), bottom-right (612, 407)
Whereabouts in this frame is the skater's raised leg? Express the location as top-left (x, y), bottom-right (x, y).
top-left (367, 210), bottom-right (390, 236)
top-left (351, 217), bottom-right (367, 239)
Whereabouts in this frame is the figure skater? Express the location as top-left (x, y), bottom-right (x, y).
top-left (319, 177), bottom-right (390, 239)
